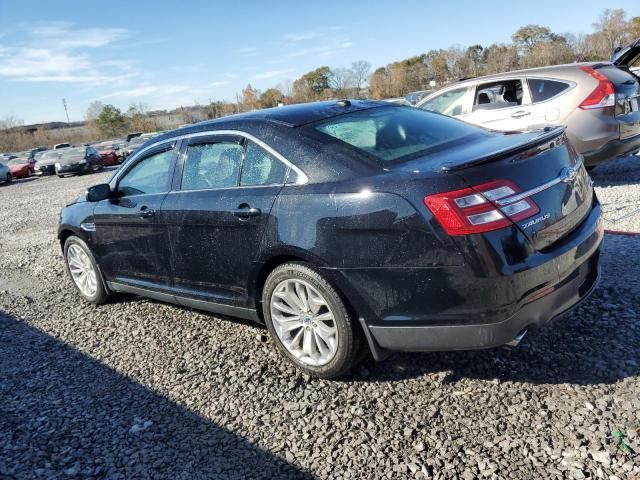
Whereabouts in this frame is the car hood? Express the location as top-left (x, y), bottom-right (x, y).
top-left (611, 37), bottom-right (640, 67)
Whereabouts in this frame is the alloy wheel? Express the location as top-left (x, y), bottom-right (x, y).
top-left (270, 279), bottom-right (338, 366)
top-left (67, 244), bottom-right (98, 298)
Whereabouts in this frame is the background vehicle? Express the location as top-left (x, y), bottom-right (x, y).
top-left (53, 143), bottom-right (71, 150)
top-left (416, 39), bottom-right (640, 167)
top-left (8, 156), bottom-right (36, 178)
top-left (92, 141), bottom-right (124, 166)
top-left (34, 150), bottom-right (62, 175)
top-left (54, 146), bottom-right (103, 177)
top-left (58, 101), bottom-right (601, 378)
top-left (405, 89), bottom-right (433, 105)
top-left (0, 161), bottom-right (11, 185)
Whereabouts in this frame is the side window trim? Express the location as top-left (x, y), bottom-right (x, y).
top-left (111, 140), bottom-right (178, 195)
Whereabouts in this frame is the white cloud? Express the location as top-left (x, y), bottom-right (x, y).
top-left (288, 39), bottom-right (353, 59)
top-left (252, 70), bottom-right (289, 80)
top-left (235, 47), bottom-right (259, 56)
top-left (100, 84), bottom-right (192, 99)
top-left (0, 22), bottom-right (133, 86)
top-left (284, 31), bottom-right (325, 42)
top-left (210, 80), bottom-right (230, 87)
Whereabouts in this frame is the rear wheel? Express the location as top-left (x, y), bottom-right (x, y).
top-left (64, 236), bottom-right (109, 304)
top-left (262, 262), bottom-right (361, 378)
top-left (4, 173), bottom-right (12, 184)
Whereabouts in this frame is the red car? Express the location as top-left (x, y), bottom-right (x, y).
top-left (8, 157), bottom-right (36, 178)
top-left (93, 142), bottom-right (123, 166)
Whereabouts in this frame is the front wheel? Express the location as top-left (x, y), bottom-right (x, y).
top-left (4, 173), bottom-right (12, 184)
top-left (262, 262), bottom-right (361, 378)
top-left (64, 236), bottom-right (109, 304)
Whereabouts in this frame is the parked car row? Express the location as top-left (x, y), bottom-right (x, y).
top-left (416, 37), bottom-right (640, 168)
top-left (0, 132), bottom-right (162, 184)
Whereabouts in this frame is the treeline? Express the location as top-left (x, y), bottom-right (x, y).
top-left (2, 8), bottom-right (639, 150)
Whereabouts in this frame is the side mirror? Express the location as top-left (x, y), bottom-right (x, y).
top-left (86, 183), bottom-right (111, 202)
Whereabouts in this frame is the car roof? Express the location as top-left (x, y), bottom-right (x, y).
top-left (454, 62), bottom-right (611, 84)
top-left (198, 99), bottom-right (388, 128)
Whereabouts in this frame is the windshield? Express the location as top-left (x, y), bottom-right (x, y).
top-left (129, 137), bottom-right (145, 146)
top-left (37, 151), bottom-right (61, 161)
top-left (309, 106), bottom-right (483, 163)
top-left (8, 157), bottom-right (29, 165)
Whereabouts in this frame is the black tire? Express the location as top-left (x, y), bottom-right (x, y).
top-left (4, 173), bottom-right (12, 184)
top-left (57, 174), bottom-right (64, 178)
top-left (63, 236), bottom-right (109, 305)
top-left (262, 262), bottom-right (362, 378)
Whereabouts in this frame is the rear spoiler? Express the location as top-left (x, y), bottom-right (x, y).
top-left (440, 126), bottom-right (566, 172)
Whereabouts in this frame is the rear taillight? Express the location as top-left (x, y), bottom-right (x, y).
top-left (578, 66), bottom-right (615, 110)
top-left (424, 180), bottom-right (539, 235)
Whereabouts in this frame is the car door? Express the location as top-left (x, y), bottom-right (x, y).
top-left (93, 140), bottom-right (178, 289)
top-left (463, 78), bottom-right (535, 131)
top-left (161, 133), bottom-right (289, 308)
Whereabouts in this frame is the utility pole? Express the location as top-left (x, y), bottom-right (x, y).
top-left (62, 98), bottom-right (70, 123)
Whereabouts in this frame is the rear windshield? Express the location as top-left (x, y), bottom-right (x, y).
top-left (59, 148), bottom-right (86, 160)
top-left (309, 106), bottom-right (482, 163)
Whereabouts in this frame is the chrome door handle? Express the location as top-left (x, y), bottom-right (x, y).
top-left (232, 206), bottom-right (261, 218)
top-left (511, 110), bottom-right (531, 118)
top-left (139, 207), bottom-right (155, 218)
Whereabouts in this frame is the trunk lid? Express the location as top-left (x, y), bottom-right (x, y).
top-left (398, 128), bottom-right (593, 250)
top-left (611, 38), bottom-right (640, 68)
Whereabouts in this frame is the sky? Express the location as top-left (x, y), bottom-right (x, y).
top-left (0, 0), bottom-right (638, 124)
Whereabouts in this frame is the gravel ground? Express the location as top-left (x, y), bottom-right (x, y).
top-left (591, 153), bottom-right (640, 233)
top-left (0, 166), bottom-right (639, 480)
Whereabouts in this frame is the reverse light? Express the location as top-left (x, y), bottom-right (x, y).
top-left (578, 66), bottom-right (615, 110)
top-left (424, 180), bottom-right (539, 235)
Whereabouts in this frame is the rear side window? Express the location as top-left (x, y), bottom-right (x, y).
top-left (473, 79), bottom-right (524, 110)
top-left (310, 106), bottom-right (483, 163)
top-left (182, 141), bottom-right (243, 190)
top-left (240, 141), bottom-right (287, 186)
top-left (528, 79), bottom-right (570, 103)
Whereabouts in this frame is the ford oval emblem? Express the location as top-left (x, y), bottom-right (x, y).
top-left (561, 166), bottom-right (578, 184)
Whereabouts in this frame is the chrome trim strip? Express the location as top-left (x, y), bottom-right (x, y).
top-left (496, 156), bottom-right (584, 207)
top-left (121, 129), bottom-right (308, 185)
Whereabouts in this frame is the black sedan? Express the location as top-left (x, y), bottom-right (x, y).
top-left (58, 100), bottom-right (602, 378)
top-left (54, 146), bottom-right (103, 177)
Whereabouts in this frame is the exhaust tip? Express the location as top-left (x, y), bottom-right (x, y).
top-left (505, 329), bottom-right (527, 348)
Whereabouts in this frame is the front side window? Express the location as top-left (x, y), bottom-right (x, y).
top-left (311, 106), bottom-right (483, 163)
top-left (473, 79), bottom-right (524, 110)
top-left (419, 87), bottom-right (468, 116)
top-left (240, 141), bottom-right (287, 186)
top-left (527, 79), bottom-right (570, 103)
top-left (118, 148), bottom-right (174, 196)
top-left (182, 141), bottom-right (243, 190)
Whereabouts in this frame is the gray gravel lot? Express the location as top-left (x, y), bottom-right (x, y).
top-left (0, 165), bottom-right (639, 479)
top-left (591, 153), bottom-right (640, 233)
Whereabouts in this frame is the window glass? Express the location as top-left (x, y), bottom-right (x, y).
top-left (528, 79), bottom-right (570, 103)
top-left (118, 149), bottom-right (173, 196)
top-left (419, 87), bottom-right (468, 116)
top-left (311, 106), bottom-right (483, 163)
top-left (182, 141), bottom-right (242, 190)
top-left (473, 79), bottom-right (524, 110)
top-left (240, 141), bottom-right (287, 186)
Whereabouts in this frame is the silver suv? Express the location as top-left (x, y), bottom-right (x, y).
top-left (416, 39), bottom-right (640, 168)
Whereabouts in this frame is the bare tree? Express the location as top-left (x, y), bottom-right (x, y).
top-left (350, 61), bottom-right (371, 97)
top-left (330, 67), bottom-right (355, 98)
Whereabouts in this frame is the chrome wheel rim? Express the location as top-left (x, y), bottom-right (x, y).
top-left (67, 244), bottom-right (97, 297)
top-left (270, 279), bottom-right (338, 366)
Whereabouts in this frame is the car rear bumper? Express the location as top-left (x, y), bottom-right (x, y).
top-left (349, 202), bottom-right (604, 353)
top-left (583, 133), bottom-right (640, 166)
top-left (367, 249), bottom-right (600, 351)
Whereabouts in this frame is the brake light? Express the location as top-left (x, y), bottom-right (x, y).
top-left (578, 66), bottom-right (615, 110)
top-left (424, 180), bottom-right (539, 235)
